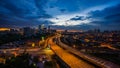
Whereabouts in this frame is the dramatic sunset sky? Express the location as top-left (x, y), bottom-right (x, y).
top-left (0, 0), bottom-right (120, 30)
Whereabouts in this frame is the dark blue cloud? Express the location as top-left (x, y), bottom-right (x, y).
top-left (0, 0), bottom-right (51, 18)
top-left (89, 4), bottom-right (120, 18)
top-left (0, 0), bottom-right (52, 27)
top-left (52, 0), bottom-right (114, 12)
top-left (0, 0), bottom-right (120, 30)
top-left (87, 3), bottom-right (120, 30)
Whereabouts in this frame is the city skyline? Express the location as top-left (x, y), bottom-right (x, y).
top-left (0, 1), bottom-right (120, 67)
top-left (0, 0), bottom-right (120, 30)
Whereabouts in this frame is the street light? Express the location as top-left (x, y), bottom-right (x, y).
top-left (32, 43), bottom-right (35, 47)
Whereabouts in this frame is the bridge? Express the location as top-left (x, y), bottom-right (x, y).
top-left (56, 36), bottom-right (120, 68)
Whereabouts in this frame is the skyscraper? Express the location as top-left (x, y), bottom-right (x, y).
top-left (39, 24), bottom-right (44, 30)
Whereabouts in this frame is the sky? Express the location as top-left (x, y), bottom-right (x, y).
top-left (0, 0), bottom-right (120, 30)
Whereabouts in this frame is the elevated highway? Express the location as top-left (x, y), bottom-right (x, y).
top-left (48, 37), bottom-right (95, 68)
top-left (57, 36), bottom-right (120, 68)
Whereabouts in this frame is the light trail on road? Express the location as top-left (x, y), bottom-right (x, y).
top-left (48, 37), bottom-right (95, 68)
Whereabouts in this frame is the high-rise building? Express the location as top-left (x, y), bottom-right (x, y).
top-left (38, 24), bottom-right (48, 34)
top-left (39, 24), bottom-right (44, 30)
top-left (48, 26), bottom-right (51, 33)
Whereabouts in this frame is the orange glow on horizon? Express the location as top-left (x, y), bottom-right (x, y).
top-left (0, 28), bottom-right (10, 31)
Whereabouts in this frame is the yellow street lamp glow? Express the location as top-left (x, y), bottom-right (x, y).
top-left (32, 43), bottom-right (35, 47)
top-left (85, 39), bottom-right (90, 42)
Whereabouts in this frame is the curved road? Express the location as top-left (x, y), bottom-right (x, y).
top-left (58, 36), bottom-right (120, 68)
top-left (48, 37), bottom-right (95, 68)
